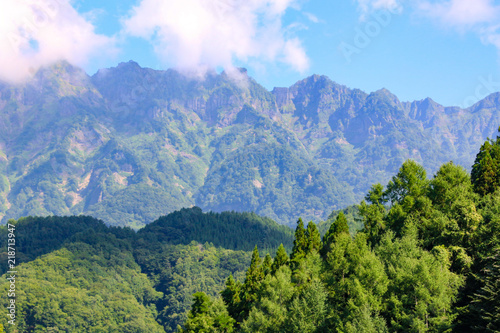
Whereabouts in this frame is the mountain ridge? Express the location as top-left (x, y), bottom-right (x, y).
top-left (1, 60), bottom-right (499, 227)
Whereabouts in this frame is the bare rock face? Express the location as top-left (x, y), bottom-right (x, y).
top-left (272, 87), bottom-right (292, 109)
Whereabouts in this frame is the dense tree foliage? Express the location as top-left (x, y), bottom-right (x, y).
top-left (0, 208), bottom-right (294, 332)
top-left (197, 142), bottom-right (355, 226)
top-left (471, 131), bottom-right (500, 196)
top-left (0, 215), bottom-right (130, 275)
top-left (1, 133), bottom-right (500, 332)
top-left (469, 250), bottom-right (500, 332)
top-left (318, 205), bottom-right (364, 237)
top-left (139, 207), bottom-right (294, 252)
top-left (180, 137), bottom-right (500, 332)
top-left (0, 239), bottom-right (164, 332)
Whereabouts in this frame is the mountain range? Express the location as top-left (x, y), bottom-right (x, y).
top-left (0, 60), bottom-right (499, 228)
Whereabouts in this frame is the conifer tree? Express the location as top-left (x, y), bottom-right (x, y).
top-left (180, 293), bottom-right (235, 333)
top-left (291, 218), bottom-right (307, 261)
top-left (376, 228), bottom-right (463, 332)
top-left (221, 275), bottom-right (242, 322)
top-left (286, 279), bottom-right (327, 332)
top-left (272, 244), bottom-right (289, 273)
top-left (385, 159), bottom-right (428, 204)
top-left (360, 185), bottom-right (387, 247)
top-left (471, 250), bottom-right (500, 332)
top-left (240, 266), bottom-right (294, 333)
top-left (365, 183), bottom-right (386, 205)
top-left (471, 140), bottom-right (500, 196)
top-left (384, 160), bottom-right (430, 236)
top-left (322, 212), bottom-right (350, 256)
top-left (334, 212), bottom-right (349, 236)
top-left (240, 246), bottom-right (264, 320)
top-left (426, 161), bottom-right (481, 263)
top-left (244, 246), bottom-right (263, 291)
top-left (305, 221), bottom-right (322, 254)
top-left (191, 292), bottom-right (211, 316)
top-left (262, 253), bottom-right (273, 276)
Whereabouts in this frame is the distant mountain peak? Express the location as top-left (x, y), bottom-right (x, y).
top-left (373, 87), bottom-right (396, 97)
top-left (420, 97), bottom-right (439, 108)
top-left (369, 88), bottom-right (401, 107)
top-left (34, 60), bottom-right (86, 78)
top-left (116, 60), bottom-right (142, 71)
top-left (28, 60), bottom-right (93, 98)
top-left (470, 92), bottom-right (500, 111)
top-left (303, 74), bottom-right (332, 85)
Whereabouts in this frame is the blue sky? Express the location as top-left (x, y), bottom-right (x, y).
top-left (2, 0), bottom-right (500, 108)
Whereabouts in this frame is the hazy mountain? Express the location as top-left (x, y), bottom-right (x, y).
top-left (0, 60), bottom-right (499, 227)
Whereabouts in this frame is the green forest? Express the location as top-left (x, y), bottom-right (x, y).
top-left (0, 133), bottom-right (499, 332)
top-left (0, 210), bottom-right (294, 332)
top-left (179, 134), bottom-right (500, 332)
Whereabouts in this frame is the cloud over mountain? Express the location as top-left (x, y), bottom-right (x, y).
top-left (122, 0), bottom-right (309, 74)
top-left (0, 0), bottom-right (114, 83)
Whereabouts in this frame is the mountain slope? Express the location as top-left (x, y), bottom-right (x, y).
top-left (1, 61), bottom-right (500, 227)
top-left (0, 210), bottom-right (294, 332)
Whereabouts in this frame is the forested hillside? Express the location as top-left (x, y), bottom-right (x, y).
top-left (0, 134), bottom-right (499, 331)
top-left (1, 61), bottom-right (500, 227)
top-left (0, 210), bottom-right (293, 332)
top-left (178, 135), bottom-right (500, 332)
top-left (138, 207), bottom-right (294, 252)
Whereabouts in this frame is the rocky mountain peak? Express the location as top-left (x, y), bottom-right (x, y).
top-left (2, 61), bottom-right (500, 229)
top-left (32, 60), bottom-right (92, 91)
top-left (470, 92), bottom-right (500, 112)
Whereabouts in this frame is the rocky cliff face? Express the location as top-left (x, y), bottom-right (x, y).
top-left (0, 61), bottom-right (499, 227)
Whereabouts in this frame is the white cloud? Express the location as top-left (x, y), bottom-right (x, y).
top-left (355, 0), bottom-right (500, 52)
top-left (417, 0), bottom-right (499, 27)
top-left (283, 38), bottom-right (309, 72)
top-left (416, 0), bottom-right (500, 50)
top-left (0, 0), bottom-right (114, 83)
top-left (122, 0), bottom-right (309, 74)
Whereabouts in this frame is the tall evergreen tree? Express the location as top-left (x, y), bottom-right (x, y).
top-left (425, 162), bottom-right (482, 270)
top-left (375, 228), bottom-right (464, 332)
top-left (286, 279), bottom-right (327, 332)
top-left (190, 292), bottom-right (212, 316)
top-left (305, 221), bottom-right (322, 254)
top-left (323, 232), bottom-right (388, 330)
top-left (272, 244), bottom-right (289, 273)
top-left (334, 212), bottom-right (349, 236)
top-left (471, 140), bottom-right (500, 196)
top-left (291, 218), bottom-right (307, 261)
top-left (322, 212), bottom-right (350, 256)
top-left (365, 183), bottom-right (386, 205)
top-left (240, 266), bottom-right (294, 333)
top-left (240, 246), bottom-right (264, 321)
top-left (384, 160), bottom-right (431, 237)
top-left (244, 246), bottom-right (263, 290)
top-left (262, 253), bottom-right (273, 276)
top-left (360, 200), bottom-right (386, 247)
top-left (470, 250), bottom-right (500, 332)
top-left (221, 275), bottom-right (243, 324)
